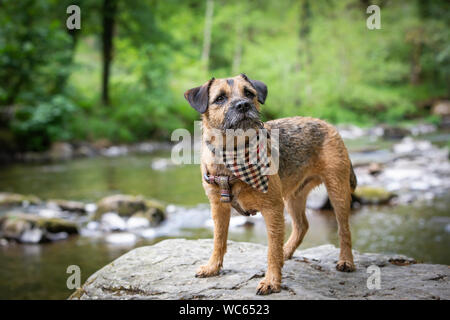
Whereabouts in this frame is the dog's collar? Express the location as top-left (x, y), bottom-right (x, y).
top-left (203, 173), bottom-right (257, 216)
top-left (203, 173), bottom-right (238, 203)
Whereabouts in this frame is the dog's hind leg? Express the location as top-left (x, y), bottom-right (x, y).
top-left (322, 168), bottom-right (355, 272)
top-left (283, 177), bottom-right (321, 260)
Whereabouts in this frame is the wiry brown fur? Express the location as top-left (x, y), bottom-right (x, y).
top-left (185, 74), bottom-right (356, 295)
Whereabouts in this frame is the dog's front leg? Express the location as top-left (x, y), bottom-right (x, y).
top-left (196, 199), bottom-right (231, 277)
top-left (257, 201), bottom-right (285, 295)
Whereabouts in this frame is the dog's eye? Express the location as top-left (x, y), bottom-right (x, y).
top-left (214, 95), bottom-right (226, 104)
top-left (245, 89), bottom-right (255, 99)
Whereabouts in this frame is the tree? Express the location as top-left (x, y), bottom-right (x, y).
top-left (101, 0), bottom-right (118, 106)
top-left (201, 0), bottom-right (214, 72)
top-left (294, 0), bottom-right (312, 105)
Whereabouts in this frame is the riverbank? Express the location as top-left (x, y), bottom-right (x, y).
top-left (0, 122), bottom-right (445, 165)
top-left (0, 140), bottom-right (173, 165)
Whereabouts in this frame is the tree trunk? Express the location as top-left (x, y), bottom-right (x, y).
top-left (294, 0), bottom-right (311, 106)
top-left (359, 0), bottom-right (371, 10)
top-left (231, 20), bottom-right (243, 75)
top-left (51, 28), bottom-right (79, 95)
top-left (410, 41), bottom-right (422, 85)
top-left (101, 0), bottom-right (118, 106)
top-left (298, 0), bottom-right (311, 66)
top-left (201, 0), bottom-right (214, 72)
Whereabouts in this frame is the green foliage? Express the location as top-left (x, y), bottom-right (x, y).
top-left (0, 0), bottom-right (449, 150)
top-left (0, 0), bottom-right (76, 104)
top-left (12, 96), bottom-right (76, 150)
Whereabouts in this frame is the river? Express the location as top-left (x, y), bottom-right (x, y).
top-left (0, 130), bottom-right (449, 299)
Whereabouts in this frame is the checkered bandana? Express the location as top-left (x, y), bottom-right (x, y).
top-left (207, 134), bottom-right (271, 193)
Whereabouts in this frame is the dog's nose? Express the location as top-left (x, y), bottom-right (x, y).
top-left (235, 101), bottom-right (251, 113)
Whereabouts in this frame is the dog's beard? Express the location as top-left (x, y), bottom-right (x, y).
top-left (222, 107), bottom-right (262, 131)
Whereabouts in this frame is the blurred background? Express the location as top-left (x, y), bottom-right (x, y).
top-left (0, 0), bottom-right (449, 299)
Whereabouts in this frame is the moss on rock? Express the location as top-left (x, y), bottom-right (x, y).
top-left (353, 186), bottom-right (396, 205)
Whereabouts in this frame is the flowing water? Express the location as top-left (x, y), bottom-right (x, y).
top-left (0, 135), bottom-right (449, 299)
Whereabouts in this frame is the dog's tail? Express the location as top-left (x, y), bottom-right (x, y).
top-left (349, 162), bottom-right (357, 192)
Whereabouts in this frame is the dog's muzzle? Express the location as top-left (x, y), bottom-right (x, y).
top-left (234, 100), bottom-right (251, 113)
top-left (222, 99), bottom-right (261, 130)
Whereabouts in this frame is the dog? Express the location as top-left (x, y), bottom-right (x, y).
top-left (184, 74), bottom-right (357, 295)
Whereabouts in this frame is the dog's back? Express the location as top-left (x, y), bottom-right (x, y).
top-left (266, 116), bottom-right (329, 178)
top-left (266, 116), bottom-right (356, 192)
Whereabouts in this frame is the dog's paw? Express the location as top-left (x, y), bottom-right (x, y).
top-left (195, 265), bottom-right (220, 278)
top-left (336, 260), bottom-right (355, 272)
top-left (283, 248), bottom-right (294, 261)
top-left (256, 279), bottom-right (281, 295)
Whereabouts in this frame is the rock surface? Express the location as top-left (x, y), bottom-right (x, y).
top-left (69, 239), bottom-right (449, 300)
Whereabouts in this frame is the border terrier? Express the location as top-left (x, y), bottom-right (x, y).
top-left (184, 74), bottom-right (357, 295)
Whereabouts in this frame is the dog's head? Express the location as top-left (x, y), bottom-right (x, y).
top-left (184, 74), bottom-right (267, 131)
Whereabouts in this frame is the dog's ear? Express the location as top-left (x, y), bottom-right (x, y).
top-left (249, 79), bottom-right (268, 104)
top-left (184, 78), bottom-right (215, 113)
top-left (241, 74), bottom-right (268, 104)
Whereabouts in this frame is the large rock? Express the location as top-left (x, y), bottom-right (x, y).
top-left (94, 194), bottom-right (166, 226)
top-left (0, 212), bottom-right (78, 243)
top-left (69, 239), bottom-right (449, 300)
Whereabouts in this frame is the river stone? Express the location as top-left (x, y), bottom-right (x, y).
top-left (126, 216), bottom-right (150, 229)
top-left (0, 192), bottom-right (41, 207)
top-left (0, 212), bottom-right (78, 243)
top-left (381, 125), bottom-right (411, 140)
top-left (94, 195), bottom-right (166, 225)
top-left (353, 186), bottom-right (396, 205)
top-left (48, 199), bottom-right (86, 214)
top-left (432, 100), bottom-right (450, 117)
top-left (20, 228), bottom-right (44, 243)
top-left (131, 208), bottom-right (165, 227)
top-left (49, 142), bottom-right (73, 161)
top-left (100, 212), bottom-right (126, 231)
top-left (105, 232), bottom-right (138, 245)
top-left (69, 239), bottom-right (449, 300)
